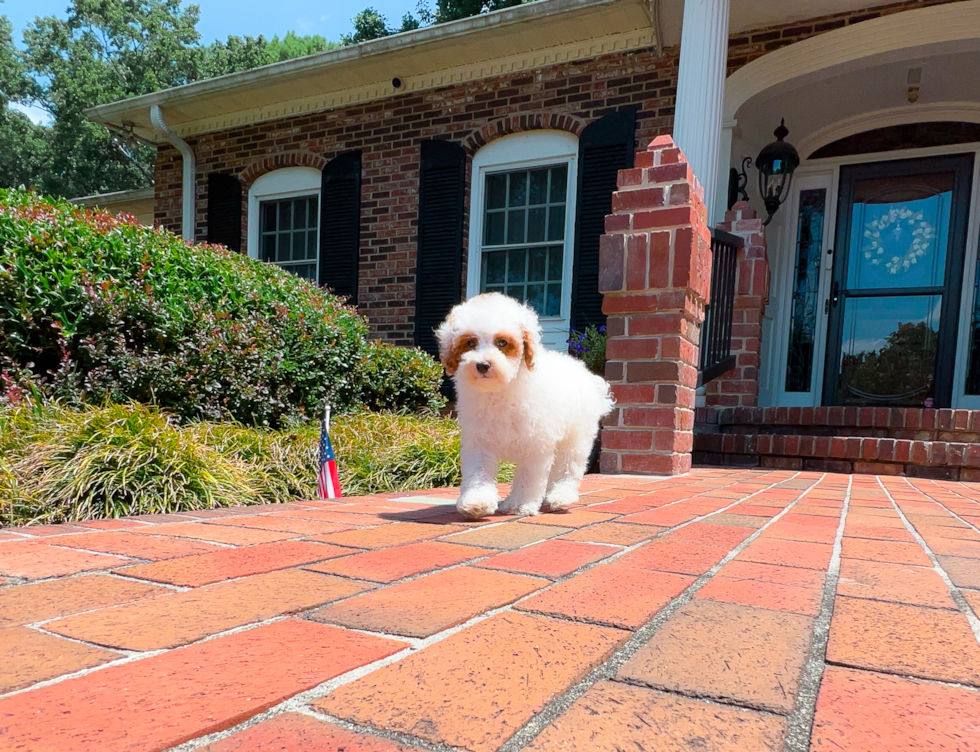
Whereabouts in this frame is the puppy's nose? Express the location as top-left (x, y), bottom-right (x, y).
top-left (476, 362), bottom-right (491, 375)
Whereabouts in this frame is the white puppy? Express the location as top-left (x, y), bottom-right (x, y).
top-left (436, 293), bottom-right (614, 518)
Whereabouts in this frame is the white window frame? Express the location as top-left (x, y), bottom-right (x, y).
top-left (247, 166), bottom-right (321, 281)
top-left (466, 131), bottom-right (579, 350)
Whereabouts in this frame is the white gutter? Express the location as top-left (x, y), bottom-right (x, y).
top-left (149, 104), bottom-right (195, 242)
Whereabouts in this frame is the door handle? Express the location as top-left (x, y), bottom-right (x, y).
top-left (824, 247), bottom-right (834, 271)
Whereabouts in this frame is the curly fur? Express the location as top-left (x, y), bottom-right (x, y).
top-left (436, 293), bottom-right (615, 518)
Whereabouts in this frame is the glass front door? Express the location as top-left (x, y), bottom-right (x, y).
top-left (823, 155), bottom-right (973, 407)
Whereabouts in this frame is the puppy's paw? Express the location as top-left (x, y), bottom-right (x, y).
top-left (499, 494), bottom-right (542, 517)
top-left (544, 485), bottom-right (578, 512)
top-left (456, 487), bottom-right (499, 520)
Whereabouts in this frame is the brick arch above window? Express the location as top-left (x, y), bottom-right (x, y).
top-left (462, 112), bottom-right (587, 154)
top-left (239, 152), bottom-right (328, 188)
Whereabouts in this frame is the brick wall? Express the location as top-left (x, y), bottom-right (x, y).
top-left (153, 0), bottom-right (964, 346)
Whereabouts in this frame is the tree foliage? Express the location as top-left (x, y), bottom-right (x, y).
top-left (0, 0), bottom-right (531, 197)
top-left (1, 1), bottom-right (337, 198)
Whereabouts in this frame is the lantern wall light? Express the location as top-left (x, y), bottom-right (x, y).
top-left (727, 118), bottom-right (800, 226)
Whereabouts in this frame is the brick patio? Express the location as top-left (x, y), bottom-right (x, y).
top-left (2, 468), bottom-right (980, 751)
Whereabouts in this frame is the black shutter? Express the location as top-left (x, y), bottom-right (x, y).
top-left (206, 172), bottom-right (242, 251)
top-left (414, 139), bottom-right (466, 357)
top-left (571, 107), bottom-right (637, 331)
top-left (319, 150), bottom-right (362, 301)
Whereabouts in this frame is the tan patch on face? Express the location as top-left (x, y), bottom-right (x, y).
top-left (492, 332), bottom-right (521, 358)
top-left (443, 333), bottom-right (478, 375)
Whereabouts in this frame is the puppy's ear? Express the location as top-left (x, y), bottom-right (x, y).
top-left (522, 327), bottom-right (537, 371)
top-left (435, 316), bottom-right (460, 375)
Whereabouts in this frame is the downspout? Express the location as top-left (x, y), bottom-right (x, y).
top-left (149, 104), bottom-right (196, 242)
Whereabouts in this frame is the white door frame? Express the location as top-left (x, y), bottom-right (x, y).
top-left (765, 141), bottom-right (980, 408)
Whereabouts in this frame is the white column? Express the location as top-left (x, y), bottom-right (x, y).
top-left (672, 0), bottom-right (731, 219)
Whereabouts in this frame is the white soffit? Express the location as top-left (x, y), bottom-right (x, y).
top-left (86, 0), bottom-right (656, 143)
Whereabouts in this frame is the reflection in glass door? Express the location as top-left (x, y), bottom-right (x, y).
top-left (824, 155), bottom-right (973, 407)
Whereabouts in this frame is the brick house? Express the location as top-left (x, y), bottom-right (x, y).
top-left (85, 0), bottom-right (980, 477)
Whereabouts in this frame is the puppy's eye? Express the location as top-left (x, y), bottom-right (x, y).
top-left (466, 339), bottom-right (477, 349)
top-left (496, 338), bottom-right (508, 349)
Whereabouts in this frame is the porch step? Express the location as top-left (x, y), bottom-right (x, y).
top-left (696, 406), bottom-right (980, 442)
top-left (693, 407), bottom-right (980, 481)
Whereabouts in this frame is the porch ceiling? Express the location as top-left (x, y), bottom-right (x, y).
top-left (734, 48), bottom-right (980, 160)
top-left (86, 0), bottom-right (655, 144)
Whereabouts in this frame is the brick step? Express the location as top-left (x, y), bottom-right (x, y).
top-left (693, 431), bottom-right (980, 481)
top-left (696, 406), bottom-right (980, 444)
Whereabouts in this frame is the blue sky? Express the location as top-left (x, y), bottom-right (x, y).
top-left (6, 0), bottom-right (415, 122)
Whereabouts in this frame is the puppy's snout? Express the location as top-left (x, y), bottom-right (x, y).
top-left (475, 361), bottom-right (491, 375)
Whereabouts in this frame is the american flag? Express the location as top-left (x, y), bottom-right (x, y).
top-left (317, 407), bottom-right (342, 500)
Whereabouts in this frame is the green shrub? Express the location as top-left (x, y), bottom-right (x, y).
top-left (0, 189), bottom-right (442, 425)
top-left (357, 340), bottom-right (445, 413)
top-left (0, 402), bottom-right (499, 527)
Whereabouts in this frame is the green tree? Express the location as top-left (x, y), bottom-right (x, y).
top-left (196, 31), bottom-right (337, 79)
top-left (342, 0), bottom-right (528, 45)
top-left (2, 0), bottom-right (340, 197)
top-left (19, 0), bottom-right (203, 197)
top-left (1, 10), bottom-right (50, 189)
top-left (433, 0), bottom-right (525, 23)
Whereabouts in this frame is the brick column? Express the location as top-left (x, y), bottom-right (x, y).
top-left (705, 202), bottom-right (770, 407)
top-left (598, 135), bottom-right (712, 475)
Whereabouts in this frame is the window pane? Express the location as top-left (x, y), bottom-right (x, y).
top-left (837, 295), bottom-right (940, 406)
top-left (484, 251), bottom-right (506, 284)
top-left (262, 202), bottom-right (277, 232)
top-left (508, 172), bottom-right (527, 207)
top-left (486, 174), bottom-right (506, 209)
top-left (279, 232), bottom-right (292, 262)
top-left (967, 238), bottom-right (980, 394)
top-left (292, 263), bottom-right (316, 281)
top-left (485, 212), bottom-right (505, 245)
top-left (528, 248), bottom-right (547, 282)
top-left (847, 173), bottom-right (953, 290)
top-left (262, 234), bottom-right (276, 262)
top-left (507, 209), bottom-right (526, 244)
top-left (308, 230), bottom-right (318, 260)
top-left (527, 207), bottom-right (546, 242)
top-left (547, 246), bottom-right (563, 280)
top-left (479, 163), bottom-right (569, 315)
top-left (547, 206), bottom-right (565, 241)
top-left (278, 201), bottom-right (292, 232)
top-left (529, 170), bottom-right (549, 205)
top-left (308, 197), bottom-right (319, 228)
top-left (546, 283), bottom-right (562, 316)
top-left (785, 189), bottom-right (826, 393)
top-left (526, 284), bottom-right (544, 314)
top-left (293, 200), bottom-right (306, 230)
top-left (507, 249), bottom-right (527, 284)
top-left (550, 165), bottom-right (567, 203)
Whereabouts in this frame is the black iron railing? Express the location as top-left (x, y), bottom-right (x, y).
top-left (698, 228), bottom-right (744, 386)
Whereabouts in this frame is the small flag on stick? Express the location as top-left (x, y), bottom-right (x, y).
top-left (317, 406), bottom-right (342, 500)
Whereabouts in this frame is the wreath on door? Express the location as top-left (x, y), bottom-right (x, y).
top-left (862, 206), bottom-right (936, 274)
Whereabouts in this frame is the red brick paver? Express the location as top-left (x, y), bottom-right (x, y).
top-left (314, 612), bottom-right (625, 752)
top-left (1, 468), bottom-right (979, 752)
top-left (0, 620), bottom-right (406, 752)
top-left (117, 540), bottom-right (351, 586)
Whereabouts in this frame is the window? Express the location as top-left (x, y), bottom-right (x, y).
top-left (467, 131), bottom-right (578, 350)
top-left (480, 165), bottom-right (568, 316)
top-left (247, 167), bottom-right (321, 281)
top-left (259, 196), bottom-right (319, 281)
